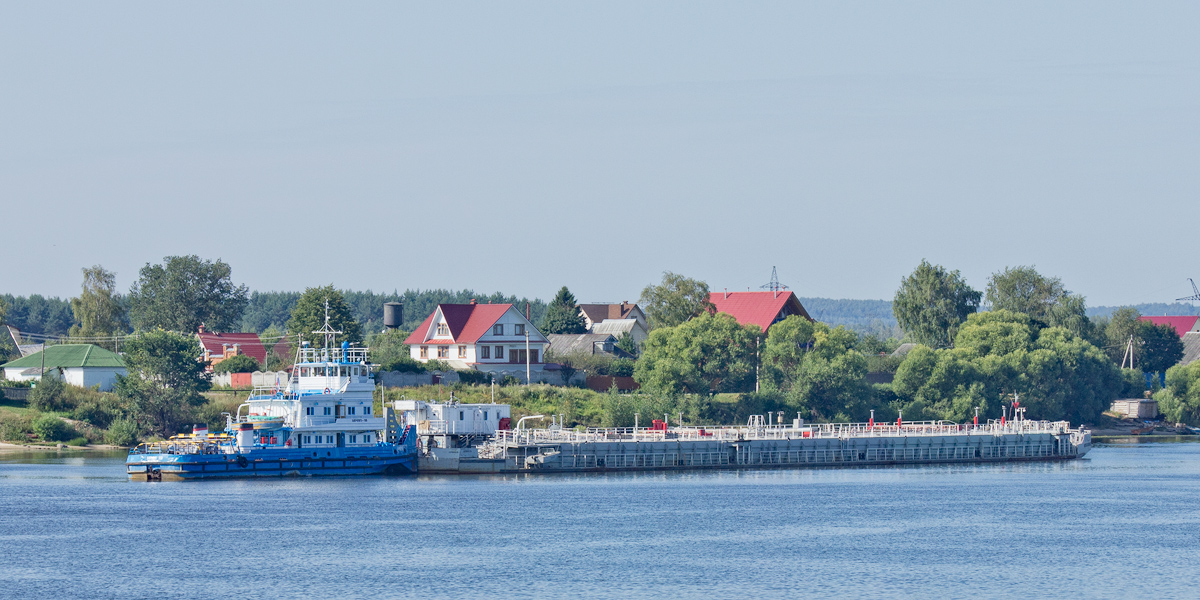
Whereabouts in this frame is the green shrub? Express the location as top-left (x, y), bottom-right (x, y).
top-left (32, 414), bottom-right (75, 442)
top-left (66, 437), bottom-right (89, 446)
top-left (212, 354), bottom-right (260, 374)
top-left (27, 375), bottom-right (69, 412)
top-left (104, 418), bottom-right (140, 446)
top-left (72, 396), bottom-right (122, 429)
top-left (457, 370), bottom-right (490, 385)
top-left (0, 413), bottom-right (34, 442)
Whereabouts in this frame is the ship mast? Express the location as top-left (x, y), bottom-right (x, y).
top-left (311, 299), bottom-right (343, 354)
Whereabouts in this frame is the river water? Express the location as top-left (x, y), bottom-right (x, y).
top-left (1, 441), bottom-right (1198, 600)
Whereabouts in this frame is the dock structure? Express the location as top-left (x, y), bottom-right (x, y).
top-left (465, 419), bottom-right (1091, 473)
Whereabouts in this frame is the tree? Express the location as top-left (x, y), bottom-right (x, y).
top-left (286, 286), bottom-right (363, 348)
top-left (1156, 361), bottom-right (1200, 425)
top-left (639, 271), bottom-right (714, 330)
top-left (1138, 321), bottom-right (1184, 374)
top-left (634, 312), bottom-right (759, 394)
top-left (212, 354), bottom-right (260, 374)
top-left (69, 265), bottom-right (126, 348)
top-left (761, 316), bottom-right (872, 421)
top-left (0, 297), bottom-right (14, 359)
top-left (128, 255), bottom-right (248, 333)
top-left (540, 286), bottom-right (587, 334)
top-left (1104, 307), bottom-right (1142, 364)
top-left (114, 329), bottom-right (211, 437)
top-left (892, 260), bottom-right (981, 348)
top-left (892, 310), bottom-right (1121, 423)
top-left (615, 332), bottom-right (639, 357)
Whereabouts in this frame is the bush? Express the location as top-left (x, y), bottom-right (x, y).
top-left (27, 375), bottom-right (69, 412)
top-left (72, 396), bottom-right (123, 429)
top-left (66, 437), bottom-right (89, 446)
top-left (104, 418), bottom-right (140, 446)
top-left (380, 356), bottom-right (427, 374)
top-left (32, 414), bottom-right (76, 442)
top-left (457, 370), bottom-right (490, 385)
top-left (213, 354), bottom-right (260, 374)
top-left (0, 413), bottom-right (33, 442)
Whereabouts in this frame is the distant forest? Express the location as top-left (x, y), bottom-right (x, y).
top-left (1, 290), bottom-right (547, 337)
top-left (7, 289), bottom-right (1195, 340)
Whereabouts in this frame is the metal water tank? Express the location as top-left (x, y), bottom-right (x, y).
top-left (383, 303), bottom-right (403, 329)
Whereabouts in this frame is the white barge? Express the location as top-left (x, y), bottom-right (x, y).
top-left (397, 401), bottom-right (1091, 474)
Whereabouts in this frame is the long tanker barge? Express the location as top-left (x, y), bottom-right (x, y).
top-left (405, 401), bottom-right (1091, 475)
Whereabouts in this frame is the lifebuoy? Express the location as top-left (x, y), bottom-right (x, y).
top-left (323, 388), bottom-right (331, 395)
top-left (237, 455), bottom-right (248, 468)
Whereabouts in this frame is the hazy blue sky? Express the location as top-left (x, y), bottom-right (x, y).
top-left (3, 2), bottom-right (1197, 306)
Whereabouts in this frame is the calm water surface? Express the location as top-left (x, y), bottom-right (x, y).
top-left (2, 442), bottom-right (1199, 600)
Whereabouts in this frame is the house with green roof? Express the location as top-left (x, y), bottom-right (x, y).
top-left (2, 344), bottom-right (127, 391)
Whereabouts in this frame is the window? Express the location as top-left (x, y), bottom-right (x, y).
top-left (326, 435), bottom-right (334, 444)
top-left (436, 322), bottom-right (449, 336)
top-left (493, 324), bottom-right (504, 336)
top-left (364, 434), bottom-right (371, 443)
top-left (306, 407), bottom-right (314, 416)
top-left (349, 434), bottom-right (358, 443)
top-left (437, 346), bottom-right (449, 358)
top-left (364, 406), bottom-right (371, 415)
top-left (495, 345), bottom-right (504, 358)
top-left (352, 367), bottom-right (359, 376)
top-left (480, 346), bottom-right (490, 359)
top-left (510, 349), bottom-right (527, 363)
top-left (459, 411), bottom-right (464, 421)
top-left (458, 345), bottom-right (467, 358)
top-left (324, 407), bottom-right (332, 416)
top-left (303, 435), bottom-right (310, 444)
top-left (483, 411), bottom-right (488, 421)
top-left (348, 407), bottom-right (356, 416)
top-left (530, 349), bottom-right (539, 363)
top-left (514, 324), bottom-right (525, 335)
top-left (420, 346), bottom-right (428, 359)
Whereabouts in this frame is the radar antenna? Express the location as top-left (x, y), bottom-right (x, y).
top-left (759, 266), bottom-right (790, 297)
top-left (311, 299), bottom-right (343, 351)
top-left (1177, 278), bottom-right (1200, 304)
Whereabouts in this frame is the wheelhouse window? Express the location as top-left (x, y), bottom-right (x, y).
top-left (480, 346), bottom-right (490, 359)
top-left (438, 346), bottom-right (449, 358)
top-left (420, 346), bottom-right (428, 359)
top-left (436, 323), bottom-right (449, 336)
top-left (493, 324), bottom-right (504, 335)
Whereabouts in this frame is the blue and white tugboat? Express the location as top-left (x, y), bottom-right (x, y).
top-left (127, 307), bottom-right (417, 480)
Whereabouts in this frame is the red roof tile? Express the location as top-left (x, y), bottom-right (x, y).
top-left (403, 304), bottom-right (517, 345)
top-left (198, 332), bottom-right (276, 364)
top-left (708, 291), bottom-right (811, 333)
top-left (1138, 316), bottom-right (1200, 338)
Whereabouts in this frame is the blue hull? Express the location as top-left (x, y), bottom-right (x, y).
top-left (127, 446), bottom-right (417, 480)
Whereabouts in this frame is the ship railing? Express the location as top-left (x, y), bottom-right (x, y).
top-left (129, 438), bottom-right (237, 456)
top-left (297, 347), bottom-right (370, 365)
top-left (490, 419), bottom-right (1082, 446)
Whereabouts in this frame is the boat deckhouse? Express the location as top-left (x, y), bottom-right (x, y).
top-left (404, 302), bottom-right (548, 377)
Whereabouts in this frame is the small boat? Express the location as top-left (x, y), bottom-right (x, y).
top-left (1130, 425), bottom-right (1156, 435)
top-left (127, 304), bottom-right (417, 480)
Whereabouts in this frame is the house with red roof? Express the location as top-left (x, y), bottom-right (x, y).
top-left (404, 301), bottom-right (549, 376)
top-left (197, 326), bottom-right (291, 371)
top-left (708, 291), bottom-right (813, 333)
top-left (1138, 315), bottom-right (1200, 338)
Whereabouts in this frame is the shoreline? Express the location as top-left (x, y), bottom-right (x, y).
top-left (0, 442), bottom-right (125, 453)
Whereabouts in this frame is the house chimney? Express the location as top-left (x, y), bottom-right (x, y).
top-left (526, 303), bottom-right (530, 320)
top-left (198, 324), bottom-right (206, 334)
top-left (470, 298), bottom-right (477, 305)
top-left (724, 288), bottom-right (728, 299)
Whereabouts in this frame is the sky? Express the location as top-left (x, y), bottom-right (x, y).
top-left (2, 2), bottom-right (1197, 307)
